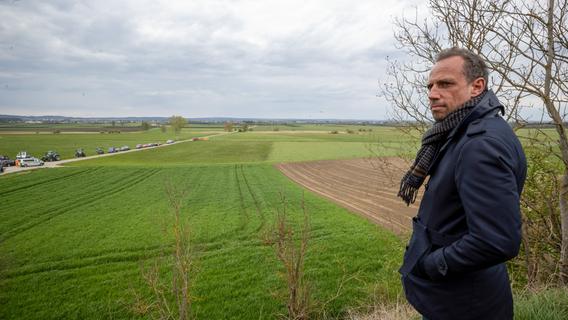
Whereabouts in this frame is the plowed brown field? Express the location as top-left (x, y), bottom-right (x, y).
top-left (276, 158), bottom-right (422, 235)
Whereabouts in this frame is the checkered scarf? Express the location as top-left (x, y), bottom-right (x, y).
top-left (398, 91), bottom-right (487, 205)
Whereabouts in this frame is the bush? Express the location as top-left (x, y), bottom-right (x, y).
top-left (512, 131), bottom-right (563, 286)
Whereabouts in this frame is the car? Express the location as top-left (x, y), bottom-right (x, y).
top-left (119, 145), bottom-right (130, 151)
top-left (19, 157), bottom-right (44, 167)
top-left (95, 147), bottom-right (104, 155)
top-left (108, 147), bottom-right (117, 153)
top-left (0, 155), bottom-right (15, 167)
top-left (166, 139), bottom-right (175, 144)
top-left (136, 144), bottom-right (143, 149)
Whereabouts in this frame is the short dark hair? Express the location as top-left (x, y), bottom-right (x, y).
top-left (436, 47), bottom-right (488, 86)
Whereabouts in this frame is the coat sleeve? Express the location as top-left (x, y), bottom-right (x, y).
top-left (421, 135), bottom-right (522, 280)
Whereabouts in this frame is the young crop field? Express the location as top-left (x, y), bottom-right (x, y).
top-left (68, 128), bottom-right (417, 167)
top-left (0, 164), bottom-right (403, 319)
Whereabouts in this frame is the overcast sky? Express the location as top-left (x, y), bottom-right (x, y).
top-left (0, 0), bottom-right (426, 119)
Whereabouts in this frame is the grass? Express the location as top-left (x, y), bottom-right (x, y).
top-left (0, 163), bottom-right (403, 319)
top-left (514, 288), bottom-right (568, 320)
top-left (69, 140), bottom-right (409, 167)
top-left (70, 127), bottom-right (418, 167)
top-left (70, 141), bottom-right (273, 167)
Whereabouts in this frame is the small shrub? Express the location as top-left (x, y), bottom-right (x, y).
top-left (134, 182), bottom-right (196, 320)
top-left (264, 193), bottom-right (312, 320)
top-left (330, 130), bottom-right (339, 134)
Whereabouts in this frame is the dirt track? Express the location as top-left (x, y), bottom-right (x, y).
top-left (0, 131), bottom-right (233, 176)
top-left (276, 158), bottom-right (422, 235)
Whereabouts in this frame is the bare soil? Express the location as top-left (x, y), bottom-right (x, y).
top-left (276, 158), bottom-right (422, 235)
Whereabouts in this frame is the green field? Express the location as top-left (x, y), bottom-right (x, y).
top-left (0, 127), bottom-right (405, 319)
top-left (0, 167), bottom-right (402, 319)
top-left (66, 127), bottom-right (417, 167)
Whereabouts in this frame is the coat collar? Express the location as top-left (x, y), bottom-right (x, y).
top-left (445, 89), bottom-right (504, 141)
top-left (426, 90), bottom-right (504, 175)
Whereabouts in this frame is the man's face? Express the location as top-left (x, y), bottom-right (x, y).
top-left (427, 56), bottom-right (476, 122)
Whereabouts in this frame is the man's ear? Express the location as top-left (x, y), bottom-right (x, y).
top-left (470, 77), bottom-right (486, 97)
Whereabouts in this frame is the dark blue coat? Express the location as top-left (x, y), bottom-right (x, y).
top-left (400, 90), bottom-right (527, 320)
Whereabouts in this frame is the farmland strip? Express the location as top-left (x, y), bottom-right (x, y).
top-left (276, 158), bottom-right (420, 234)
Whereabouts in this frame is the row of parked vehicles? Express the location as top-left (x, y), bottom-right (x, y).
top-left (0, 151), bottom-right (45, 171)
top-left (1, 139), bottom-right (178, 173)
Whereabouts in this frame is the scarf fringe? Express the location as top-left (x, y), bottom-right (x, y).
top-left (398, 178), bottom-right (419, 206)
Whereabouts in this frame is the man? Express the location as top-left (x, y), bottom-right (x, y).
top-left (398, 48), bottom-right (527, 319)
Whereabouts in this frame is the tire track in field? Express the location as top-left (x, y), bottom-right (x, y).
top-left (238, 165), bottom-right (266, 231)
top-left (0, 168), bottom-right (161, 242)
top-left (0, 167), bottom-right (101, 197)
top-left (276, 158), bottom-right (420, 235)
top-left (234, 164), bottom-right (250, 230)
top-left (2, 245), bottom-right (168, 279)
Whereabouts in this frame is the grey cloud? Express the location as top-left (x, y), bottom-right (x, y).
top-left (0, 0), bottom-right (409, 119)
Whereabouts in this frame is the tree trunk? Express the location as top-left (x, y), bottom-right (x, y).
top-left (560, 171), bottom-right (568, 284)
top-left (543, 0), bottom-right (568, 285)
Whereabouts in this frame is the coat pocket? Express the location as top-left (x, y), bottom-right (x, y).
top-left (399, 217), bottom-right (431, 276)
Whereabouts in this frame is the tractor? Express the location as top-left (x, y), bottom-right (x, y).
top-left (41, 150), bottom-right (60, 162)
top-left (75, 148), bottom-right (86, 158)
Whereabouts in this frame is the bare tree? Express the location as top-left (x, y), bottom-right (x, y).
top-left (382, 0), bottom-right (568, 284)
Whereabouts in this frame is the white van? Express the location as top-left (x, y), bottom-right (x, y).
top-left (19, 157), bottom-right (44, 167)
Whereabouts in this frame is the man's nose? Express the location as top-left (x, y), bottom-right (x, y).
top-left (428, 86), bottom-right (440, 100)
